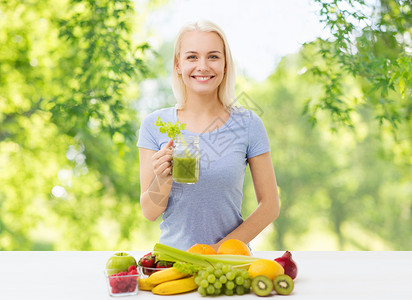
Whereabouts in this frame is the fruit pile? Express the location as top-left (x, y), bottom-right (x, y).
top-left (108, 265), bottom-right (139, 294)
top-left (105, 240), bottom-right (299, 297)
top-left (134, 240), bottom-right (299, 297)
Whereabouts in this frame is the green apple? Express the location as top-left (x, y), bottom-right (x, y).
top-left (106, 252), bottom-right (137, 276)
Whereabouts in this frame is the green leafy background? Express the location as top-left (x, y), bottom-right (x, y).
top-left (0, 0), bottom-right (411, 251)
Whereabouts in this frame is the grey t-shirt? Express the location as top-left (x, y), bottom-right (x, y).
top-left (137, 106), bottom-right (270, 250)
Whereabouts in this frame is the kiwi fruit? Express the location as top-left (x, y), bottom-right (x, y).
top-left (251, 275), bottom-right (273, 296)
top-left (273, 274), bottom-right (294, 295)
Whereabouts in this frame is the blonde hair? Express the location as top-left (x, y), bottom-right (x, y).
top-left (172, 20), bottom-right (236, 109)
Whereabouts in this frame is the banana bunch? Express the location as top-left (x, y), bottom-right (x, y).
top-left (139, 267), bottom-right (198, 295)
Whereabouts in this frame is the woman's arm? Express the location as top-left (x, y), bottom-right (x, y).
top-left (139, 140), bottom-right (174, 221)
top-left (211, 152), bottom-right (280, 250)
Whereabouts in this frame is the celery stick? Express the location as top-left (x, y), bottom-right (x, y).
top-left (153, 243), bottom-right (260, 268)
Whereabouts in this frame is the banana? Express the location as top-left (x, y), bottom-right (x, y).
top-left (139, 277), bottom-right (157, 291)
top-left (152, 276), bottom-right (198, 295)
top-left (146, 267), bottom-right (187, 285)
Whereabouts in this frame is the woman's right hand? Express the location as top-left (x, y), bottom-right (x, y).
top-left (151, 139), bottom-right (174, 178)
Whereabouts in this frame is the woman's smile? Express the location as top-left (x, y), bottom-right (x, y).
top-left (191, 75), bottom-right (216, 82)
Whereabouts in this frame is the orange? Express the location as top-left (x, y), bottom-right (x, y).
top-left (248, 259), bottom-right (284, 280)
top-left (186, 244), bottom-right (217, 254)
top-left (217, 239), bottom-right (251, 256)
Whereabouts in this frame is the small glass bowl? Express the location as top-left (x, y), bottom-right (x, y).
top-left (105, 269), bottom-right (141, 297)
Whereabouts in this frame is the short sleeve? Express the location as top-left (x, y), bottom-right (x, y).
top-left (137, 114), bottom-right (160, 151)
top-left (247, 112), bottom-right (270, 158)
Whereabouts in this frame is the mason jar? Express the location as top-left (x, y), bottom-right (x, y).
top-left (172, 135), bottom-right (200, 184)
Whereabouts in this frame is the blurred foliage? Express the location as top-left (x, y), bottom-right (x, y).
top-left (305, 0), bottom-right (411, 130)
top-left (0, 0), bottom-right (411, 251)
top-left (243, 46), bottom-right (411, 250)
top-left (0, 0), bottom-right (161, 250)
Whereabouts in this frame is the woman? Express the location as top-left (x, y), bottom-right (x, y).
top-left (137, 20), bottom-right (279, 251)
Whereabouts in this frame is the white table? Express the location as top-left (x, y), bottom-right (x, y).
top-left (0, 251), bottom-right (411, 299)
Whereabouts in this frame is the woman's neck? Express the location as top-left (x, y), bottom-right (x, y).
top-left (183, 91), bottom-right (224, 116)
top-left (177, 91), bottom-right (230, 133)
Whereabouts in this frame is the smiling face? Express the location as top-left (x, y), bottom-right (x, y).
top-left (176, 31), bottom-right (226, 99)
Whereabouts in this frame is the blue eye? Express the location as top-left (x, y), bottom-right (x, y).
top-left (209, 55), bottom-right (219, 59)
top-left (187, 55), bottom-right (197, 59)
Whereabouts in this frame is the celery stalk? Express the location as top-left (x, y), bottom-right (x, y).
top-left (153, 243), bottom-right (260, 268)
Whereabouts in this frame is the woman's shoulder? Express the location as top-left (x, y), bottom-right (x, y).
top-left (229, 105), bottom-right (263, 125)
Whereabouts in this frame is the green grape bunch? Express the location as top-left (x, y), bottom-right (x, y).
top-left (194, 263), bottom-right (251, 297)
top-left (153, 117), bottom-right (186, 140)
top-left (173, 261), bottom-right (203, 275)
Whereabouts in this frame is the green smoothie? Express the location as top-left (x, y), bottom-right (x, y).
top-left (172, 156), bottom-right (199, 184)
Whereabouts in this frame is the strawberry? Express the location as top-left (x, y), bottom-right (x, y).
top-left (138, 252), bottom-right (156, 275)
top-left (155, 260), bottom-right (174, 269)
top-left (138, 252), bottom-right (156, 268)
